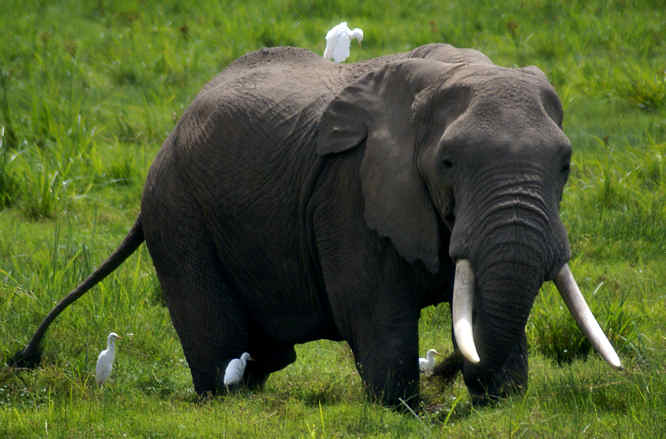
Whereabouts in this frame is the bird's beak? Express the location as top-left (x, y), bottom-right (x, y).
top-left (434, 350), bottom-right (441, 356)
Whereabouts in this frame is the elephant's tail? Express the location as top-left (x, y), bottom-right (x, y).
top-left (8, 214), bottom-right (145, 368)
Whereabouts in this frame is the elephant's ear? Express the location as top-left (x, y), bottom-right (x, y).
top-left (317, 59), bottom-right (449, 273)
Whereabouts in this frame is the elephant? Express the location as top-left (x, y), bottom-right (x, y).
top-left (10, 43), bottom-right (622, 406)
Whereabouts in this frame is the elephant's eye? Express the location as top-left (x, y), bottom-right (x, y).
top-left (560, 145), bottom-right (572, 176)
top-left (442, 159), bottom-right (454, 169)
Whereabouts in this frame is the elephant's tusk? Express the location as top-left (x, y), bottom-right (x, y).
top-left (554, 264), bottom-right (623, 369)
top-left (452, 259), bottom-right (481, 364)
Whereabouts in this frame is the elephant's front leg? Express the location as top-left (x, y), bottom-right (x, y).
top-left (312, 169), bottom-right (422, 406)
top-left (316, 234), bottom-right (422, 405)
top-left (349, 301), bottom-right (421, 406)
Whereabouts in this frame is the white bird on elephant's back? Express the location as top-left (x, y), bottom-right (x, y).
top-left (323, 22), bottom-right (364, 63)
top-left (419, 349), bottom-right (440, 376)
top-left (96, 332), bottom-right (121, 386)
top-left (223, 352), bottom-right (253, 390)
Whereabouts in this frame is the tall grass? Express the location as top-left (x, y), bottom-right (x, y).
top-left (0, 0), bottom-right (664, 437)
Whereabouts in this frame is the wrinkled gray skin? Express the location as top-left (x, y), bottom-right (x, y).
top-left (13, 44), bottom-right (573, 406)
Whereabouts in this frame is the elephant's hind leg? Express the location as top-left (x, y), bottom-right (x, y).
top-left (163, 273), bottom-right (250, 395)
top-left (145, 221), bottom-right (250, 395)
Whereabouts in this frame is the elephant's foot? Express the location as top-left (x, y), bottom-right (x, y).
top-left (353, 335), bottom-right (420, 407)
top-left (361, 374), bottom-right (420, 409)
top-left (189, 364), bottom-right (218, 396)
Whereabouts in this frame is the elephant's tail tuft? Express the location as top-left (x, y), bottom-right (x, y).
top-left (8, 214), bottom-right (145, 370)
top-left (8, 345), bottom-right (42, 369)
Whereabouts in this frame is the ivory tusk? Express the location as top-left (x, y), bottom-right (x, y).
top-left (452, 259), bottom-right (481, 364)
top-left (554, 264), bottom-right (622, 369)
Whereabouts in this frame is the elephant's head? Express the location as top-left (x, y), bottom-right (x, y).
top-left (317, 58), bottom-right (621, 402)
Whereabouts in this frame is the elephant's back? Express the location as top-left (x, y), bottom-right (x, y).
top-left (172, 48), bottom-right (340, 185)
top-left (197, 46), bottom-right (405, 104)
top-left (200, 47), bottom-right (341, 99)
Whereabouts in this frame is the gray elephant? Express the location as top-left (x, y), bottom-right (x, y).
top-left (11, 43), bottom-right (621, 406)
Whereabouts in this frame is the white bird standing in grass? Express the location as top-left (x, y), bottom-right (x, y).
top-left (223, 352), bottom-right (253, 390)
top-left (96, 332), bottom-right (121, 386)
top-left (419, 349), bottom-right (440, 376)
top-left (323, 22), bottom-right (364, 63)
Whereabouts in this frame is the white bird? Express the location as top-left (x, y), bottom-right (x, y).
top-left (96, 332), bottom-right (121, 386)
top-left (323, 22), bottom-right (364, 63)
top-left (223, 352), bottom-right (253, 390)
top-left (419, 349), bottom-right (440, 376)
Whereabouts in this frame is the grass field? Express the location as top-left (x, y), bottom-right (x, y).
top-left (1, 0), bottom-right (664, 437)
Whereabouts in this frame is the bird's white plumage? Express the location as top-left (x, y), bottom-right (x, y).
top-left (418, 349), bottom-right (440, 376)
top-left (96, 332), bottom-right (121, 385)
top-left (323, 22), bottom-right (364, 63)
top-left (223, 352), bottom-right (252, 389)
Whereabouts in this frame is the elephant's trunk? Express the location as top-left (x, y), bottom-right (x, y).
top-left (473, 246), bottom-right (543, 356)
top-left (461, 248), bottom-right (544, 399)
top-left (449, 168), bottom-right (556, 398)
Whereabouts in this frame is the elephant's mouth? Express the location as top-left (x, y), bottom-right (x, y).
top-left (442, 192), bottom-right (455, 231)
top-left (451, 259), bottom-right (622, 369)
top-left (443, 212), bottom-right (455, 231)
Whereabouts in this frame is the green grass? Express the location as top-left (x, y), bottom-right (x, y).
top-left (1, 0), bottom-right (664, 437)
